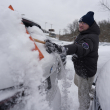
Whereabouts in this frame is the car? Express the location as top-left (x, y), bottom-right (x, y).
top-left (0, 16), bottom-right (62, 110)
top-left (90, 59), bottom-right (110, 110)
top-left (49, 33), bottom-right (56, 37)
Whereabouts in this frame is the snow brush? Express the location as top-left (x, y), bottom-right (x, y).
top-left (33, 38), bottom-right (45, 44)
top-left (8, 5), bottom-right (44, 60)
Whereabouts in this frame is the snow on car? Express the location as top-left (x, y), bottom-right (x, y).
top-left (0, 5), bottom-right (63, 110)
top-left (90, 45), bottom-right (110, 110)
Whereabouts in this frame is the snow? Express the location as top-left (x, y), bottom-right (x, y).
top-left (96, 45), bottom-right (110, 110)
top-left (0, 5), bottom-right (110, 110)
top-left (96, 60), bottom-right (110, 110)
top-left (0, 89), bottom-right (18, 102)
top-left (0, 6), bottom-right (51, 110)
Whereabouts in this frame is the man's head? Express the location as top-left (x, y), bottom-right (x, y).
top-left (78, 11), bottom-right (94, 32)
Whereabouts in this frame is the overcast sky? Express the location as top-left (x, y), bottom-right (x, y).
top-left (1, 0), bottom-right (110, 34)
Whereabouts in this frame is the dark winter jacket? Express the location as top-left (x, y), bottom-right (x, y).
top-left (64, 21), bottom-right (100, 78)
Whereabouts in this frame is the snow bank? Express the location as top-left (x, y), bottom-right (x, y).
top-left (0, 6), bottom-right (51, 110)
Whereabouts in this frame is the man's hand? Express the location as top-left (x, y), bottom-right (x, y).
top-left (44, 39), bottom-right (56, 53)
top-left (44, 39), bottom-right (67, 65)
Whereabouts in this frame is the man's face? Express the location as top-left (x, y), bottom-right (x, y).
top-left (78, 22), bottom-right (89, 32)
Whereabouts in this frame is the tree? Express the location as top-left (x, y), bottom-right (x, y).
top-left (63, 28), bottom-right (68, 35)
top-left (99, 0), bottom-right (110, 42)
top-left (67, 19), bottom-right (79, 38)
top-left (98, 20), bottom-right (110, 42)
top-left (59, 19), bottom-right (79, 41)
top-left (100, 0), bottom-right (110, 11)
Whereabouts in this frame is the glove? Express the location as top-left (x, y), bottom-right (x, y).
top-left (45, 39), bottom-right (63, 53)
top-left (45, 39), bottom-right (67, 65)
top-left (44, 39), bottom-right (55, 53)
top-left (72, 54), bottom-right (78, 62)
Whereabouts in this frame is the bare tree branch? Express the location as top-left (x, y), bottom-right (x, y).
top-left (100, 0), bottom-right (110, 11)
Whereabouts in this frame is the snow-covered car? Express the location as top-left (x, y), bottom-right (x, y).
top-left (0, 7), bottom-right (63, 110)
top-left (90, 60), bottom-right (110, 110)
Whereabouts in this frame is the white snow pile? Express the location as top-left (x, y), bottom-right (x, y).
top-left (0, 6), bottom-right (51, 110)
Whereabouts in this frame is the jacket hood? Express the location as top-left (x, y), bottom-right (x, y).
top-left (80, 21), bottom-right (100, 35)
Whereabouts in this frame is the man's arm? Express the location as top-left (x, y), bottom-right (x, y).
top-left (64, 38), bottom-right (93, 58)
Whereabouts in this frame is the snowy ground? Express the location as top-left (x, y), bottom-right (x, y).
top-left (0, 5), bottom-right (110, 110)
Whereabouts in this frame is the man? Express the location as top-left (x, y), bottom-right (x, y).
top-left (45, 11), bottom-right (100, 110)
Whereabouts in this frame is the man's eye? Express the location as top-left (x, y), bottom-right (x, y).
top-left (83, 22), bottom-right (87, 25)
